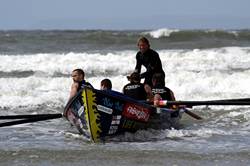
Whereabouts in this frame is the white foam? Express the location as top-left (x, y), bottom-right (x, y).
top-left (143, 28), bottom-right (179, 38)
top-left (164, 128), bottom-right (231, 138)
top-left (107, 127), bottom-right (232, 142)
top-left (0, 51), bottom-right (136, 76)
top-left (0, 77), bottom-right (70, 108)
top-left (1, 47), bottom-right (250, 109)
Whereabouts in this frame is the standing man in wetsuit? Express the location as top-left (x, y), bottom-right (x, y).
top-left (69, 68), bottom-right (93, 99)
top-left (134, 37), bottom-right (165, 87)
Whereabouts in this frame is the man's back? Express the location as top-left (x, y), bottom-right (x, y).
top-left (123, 82), bottom-right (147, 100)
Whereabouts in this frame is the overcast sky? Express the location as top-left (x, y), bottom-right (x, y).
top-left (1, 0), bottom-right (250, 30)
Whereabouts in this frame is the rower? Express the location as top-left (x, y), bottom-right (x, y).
top-left (100, 78), bottom-right (112, 91)
top-left (151, 73), bottom-right (176, 109)
top-left (69, 68), bottom-right (93, 99)
top-left (123, 72), bottom-right (149, 100)
top-left (100, 78), bottom-right (125, 97)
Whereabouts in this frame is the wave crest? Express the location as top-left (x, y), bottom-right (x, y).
top-left (143, 28), bottom-right (180, 38)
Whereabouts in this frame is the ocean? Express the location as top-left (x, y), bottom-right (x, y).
top-left (0, 29), bottom-right (250, 166)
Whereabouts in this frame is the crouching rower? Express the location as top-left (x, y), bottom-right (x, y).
top-left (149, 73), bottom-right (176, 109)
top-left (151, 73), bottom-right (190, 112)
top-left (123, 72), bottom-right (152, 100)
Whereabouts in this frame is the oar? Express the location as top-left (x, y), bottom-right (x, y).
top-left (178, 98), bottom-right (250, 119)
top-left (141, 100), bottom-right (203, 120)
top-left (0, 113), bottom-right (62, 120)
top-left (160, 107), bottom-right (202, 120)
top-left (214, 98), bottom-right (250, 102)
top-left (158, 99), bottom-right (250, 107)
top-left (0, 113), bottom-right (63, 127)
top-left (183, 109), bottom-right (202, 120)
top-left (157, 98), bottom-right (250, 120)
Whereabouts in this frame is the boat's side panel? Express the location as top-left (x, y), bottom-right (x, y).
top-left (64, 87), bottom-right (182, 142)
top-left (63, 90), bottom-right (91, 139)
top-left (84, 88), bottom-right (154, 142)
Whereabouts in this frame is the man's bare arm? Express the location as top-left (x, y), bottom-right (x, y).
top-left (69, 82), bottom-right (79, 99)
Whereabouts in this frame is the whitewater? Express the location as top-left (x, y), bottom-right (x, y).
top-left (1, 47), bottom-right (250, 109)
top-left (1, 29), bottom-right (250, 165)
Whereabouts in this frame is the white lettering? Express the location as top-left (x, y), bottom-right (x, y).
top-left (152, 89), bottom-right (166, 94)
top-left (125, 85), bottom-right (141, 90)
top-left (97, 105), bottom-right (113, 114)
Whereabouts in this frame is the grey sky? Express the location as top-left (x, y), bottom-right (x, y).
top-left (0, 0), bottom-right (250, 30)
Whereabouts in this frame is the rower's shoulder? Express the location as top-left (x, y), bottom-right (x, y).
top-left (71, 82), bottom-right (79, 89)
top-left (85, 82), bottom-right (94, 88)
top-left (136, 51), bottom-right (141, 58)
top-left (149, 48), bottom-right (159, 55)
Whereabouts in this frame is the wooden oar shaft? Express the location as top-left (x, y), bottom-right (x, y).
top-left (215, 98), bottom-right (250, 102)
top-left (0, 113), bottom-right (62, 120)
top-left (0, 113), bottom-right (63, 127)
top-left (184, 109), bottom-right (202, 120)
top-left (160, 108), bottom-right (202, 120)
top-left (159, 100), bottom-right (250, 106)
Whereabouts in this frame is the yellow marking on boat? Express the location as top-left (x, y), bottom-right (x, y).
top-left (82, 88), bottom-right (102, 143)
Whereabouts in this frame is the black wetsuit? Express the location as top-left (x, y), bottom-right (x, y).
top-left (152, 86), bottom-right (178, 116)
top-left (135, 49), bottom-right (165, 87)
top-left (123, 82), bottom-right (147, 100)
top-left (152, 86), bottom-right (174, 101)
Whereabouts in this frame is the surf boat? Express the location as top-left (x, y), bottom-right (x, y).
top-left (63, 86), bottom-right (182, 142)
